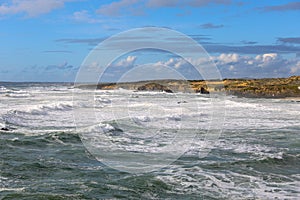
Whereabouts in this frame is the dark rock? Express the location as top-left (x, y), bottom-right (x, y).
top-left (137, 83), bottom-right (173, 93)
top-left (164, 89), bottom-right (173, 93)
top-left (196, 87), bottom-right (210, 94)
top-left (177, 101), bottom-right (188, 104)
top-left (200, 87), bottom-right (210, 94)
top-left (195, 87), bottom-right (209, 94)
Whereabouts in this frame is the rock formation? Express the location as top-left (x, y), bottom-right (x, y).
top-left (76, 76), bottom-right (300, 98)
top-left (137, 83), bottom-right (173, 93)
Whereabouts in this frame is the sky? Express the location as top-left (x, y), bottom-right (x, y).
top-left (0, 0), bottom-right (300, 82)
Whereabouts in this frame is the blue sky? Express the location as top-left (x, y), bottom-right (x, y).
top-left (0, 0), bottom-right (300, 82)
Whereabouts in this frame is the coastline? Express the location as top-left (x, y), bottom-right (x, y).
top-left (76, 76), bottom-right (300, 99)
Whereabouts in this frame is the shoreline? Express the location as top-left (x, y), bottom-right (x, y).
top-left (280, 97), bottom-right (300, 101)
top-left (75, 76), bottom-right (300, 99)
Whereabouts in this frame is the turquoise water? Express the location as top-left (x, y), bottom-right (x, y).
top-left (0, 83), bottom-right (299, 199)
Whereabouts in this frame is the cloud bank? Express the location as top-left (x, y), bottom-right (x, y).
top-left (151, 53), bottom-right (300, 78)
top-left (200, 23), bottom-right (224, 29)
top-left (277, 37), bottom-right (300, 45)
top-left (262, 2), bottom-right (300, 12)
top-left (0, 0), bottom-right (76, 17)
top-left (97, 0), bottom-right (232, 16)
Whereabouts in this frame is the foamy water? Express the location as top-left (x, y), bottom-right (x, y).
top-left (0, 83), bottom-right (299, 199)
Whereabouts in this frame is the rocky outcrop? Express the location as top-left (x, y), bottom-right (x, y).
top-left (137, 83), bottom-right (173, 93)
top-left (195, 87), bottom-right (209, 94)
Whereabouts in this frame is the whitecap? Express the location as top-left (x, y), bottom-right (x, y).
top-left (5, 92), bottom-right (32, 98)
top-left (0, 86), bottom-right (10, 94)
top-left (10, 102), bottom-right (73, 116)
top-left (0, 187), bottom-right (25, 192)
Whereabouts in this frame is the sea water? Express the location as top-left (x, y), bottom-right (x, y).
top-left (0, 83), bottom-right (299, 199)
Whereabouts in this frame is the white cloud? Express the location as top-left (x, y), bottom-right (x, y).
top-left (154, 57), bottom-right (197, 69)
top-left (254, 53), bottom-right (282, 68)
top-left (146, 0), bottom-right (179, 7)
top-left (229, 65), bottom-right (234, 71)
top-left (114, 56), bottom-right (137, 68)
top-left (97, 0), bottom-right (140, 16)
top-left (218, 53), bottom-right (239, 64)
top-left (45, 61), bottom-right (74, 71)
top-left (0, 0), bottom-right (75, 17)
top-left (58, 61), bottom-right (68, 68)
top-left (97, 0), bottom-right (232, 16)
top-left (290, 61), bottom-right (300, 74)
top-left (147, 0), bottom-right (231, 7)
top-left (77, 53), bottom-right (299, 82)
top-left (213, 53), bottom-right (299, 77)
top-left (82, 61), bottom-right (103, 72)
top-left (255, 53), bottom-right (278, 63)
top-left (154, 58), bottom-right (190, 69)
top-left (262, 53), bottom-right (277, 61)
top-left (151, 53), bottom-right (300, 78)
top-left (72, 10), bottom-right (102, 24)
top-left (200, 23), bottom-right (224, 29)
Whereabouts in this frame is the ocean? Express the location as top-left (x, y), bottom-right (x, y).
top-left (0, 83), bottom-right (299, 199)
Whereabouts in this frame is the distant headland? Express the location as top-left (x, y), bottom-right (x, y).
top-left (76, 76), bottom-right (300, 98)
